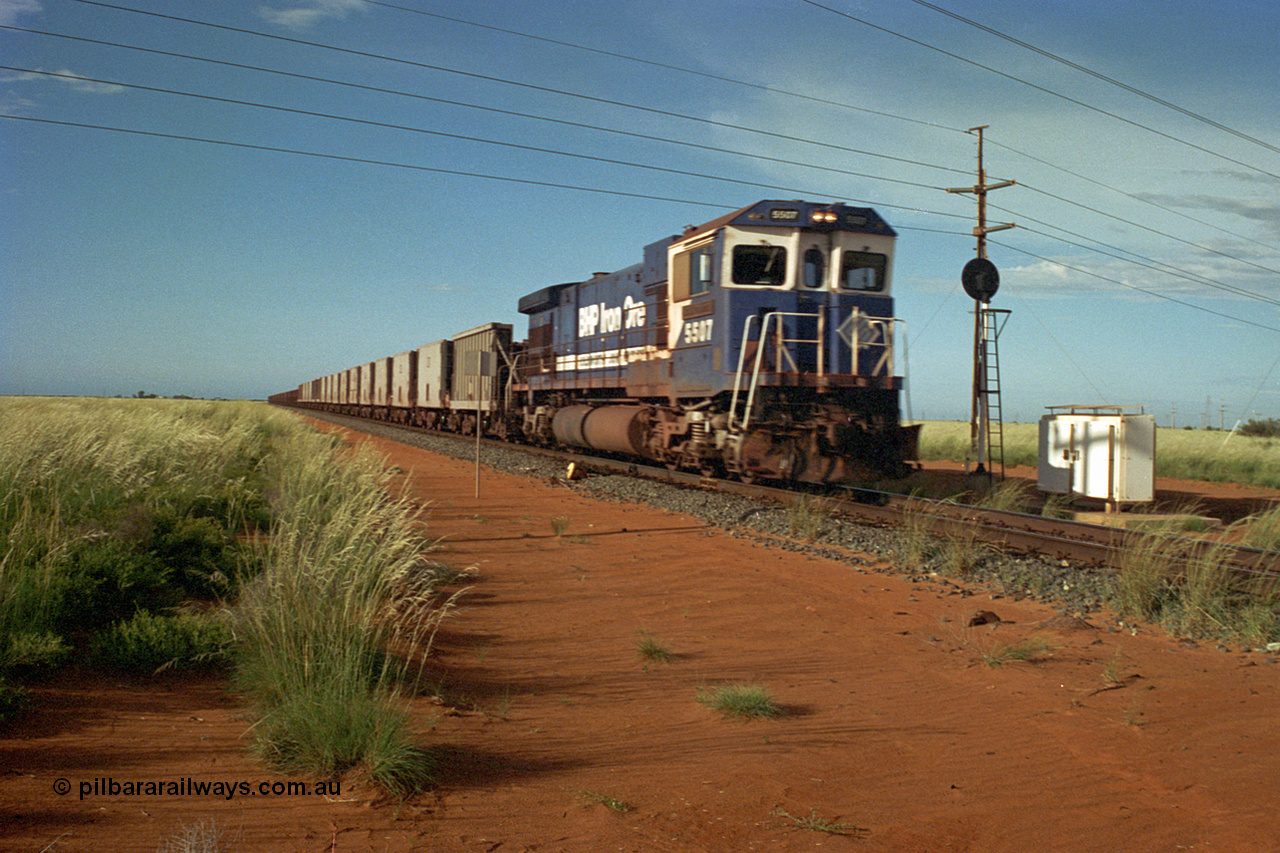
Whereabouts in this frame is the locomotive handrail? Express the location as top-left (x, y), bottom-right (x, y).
top-left (728, 312), bottom-right (763, 430)
top-left (731, 310), bottom-right (826, 430)
top-left (729, 308), bottom-right (905, 431)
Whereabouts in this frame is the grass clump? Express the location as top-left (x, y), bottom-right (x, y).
top-left (981, 636), bottom-right (1053, 667)
top-left (785, 495), bottom-right (832, 542)
top-left (156, 819), bottom-right (236, 853)
top-left (898, 499), bottom-right (986, 577)
top-left (233, 435), bottom-right (445, 796)
top-left (1238, 505), bottom-right (1280, 551)
top-left (1109, 527), bottom-right (1279, 644)
top-left (578, 790), bottom-right (632, 812)
top-left (697, 684), bottom-right (782, 719)
top-left (636, 630), bottom-right (675, 663)
top-left (0, 398), bottom-right (286, 657)
top-left (771, 806), bottom-right (868, 837)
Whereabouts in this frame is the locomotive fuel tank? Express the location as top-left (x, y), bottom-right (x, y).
top-left (551, 405), bottom-right (653, 458)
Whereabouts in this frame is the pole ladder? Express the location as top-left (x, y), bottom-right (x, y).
top-left (979, 308), bottom-right (1011, 479)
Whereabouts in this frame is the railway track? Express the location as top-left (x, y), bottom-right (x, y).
top-left (293, 408), bottom-right (1280, 591)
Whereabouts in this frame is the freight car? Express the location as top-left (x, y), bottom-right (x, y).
top-left (273, 199), bottom-right (919, 484)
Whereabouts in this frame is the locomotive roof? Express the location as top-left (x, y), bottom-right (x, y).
top-left (678, 199), bottom-right (896, 243)
top-left (517, 200), bottom-right (896, 315)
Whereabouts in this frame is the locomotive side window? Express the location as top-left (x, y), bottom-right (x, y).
top-left (691, 247), bottom-right (713, 297)
top-left (802, 247), bottom-right (825, 289)
top-left (732, 244), bottom-right (787, 286)
top-left (839, 251), bottom-right (887, 292)
top-left (671, 241), bottom-right (715, 301)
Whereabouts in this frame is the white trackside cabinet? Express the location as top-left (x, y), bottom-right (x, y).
top-left (1038, 406), bottom-right (1155, 507)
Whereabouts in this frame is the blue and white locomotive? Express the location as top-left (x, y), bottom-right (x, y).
top-left (512, 199), bottom-right (919, 482)
top-left (274, 199), bottom-right (919, 483)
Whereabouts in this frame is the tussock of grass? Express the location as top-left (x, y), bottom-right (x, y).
top-left (234, 435), bottom-right (445, 796)
top-left (578, 790), bottom-right (632, 812)
top-left (0, 398), bottom-right (286, 662)
top-left (1239, 505), bottom-right (1280, 551)
top-left (1110, 527), bottom-right (1279, 643)
top-left (156, 819), bottom-right (236, 853)
top-left (0, 398), bottom-right (458, 794)
top-left (898, 499), bottom-right (986, 577)
top-left (697, 684), bottom-right (782, 719)
top-left (982, 636), bottom-right (1052, 667)
top-left (636, 630), bottom-right (675, 663)
top-left (785, 495), bottom-right (832, 542)
top-left (771, 806), bottom-right (868, 837)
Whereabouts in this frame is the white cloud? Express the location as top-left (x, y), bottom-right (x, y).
top-left (257, 0), bottom-right (366, 31)
top-left (0, 68), bottom-right (124, 95)
top-left (0, 0), bottom-right (40, 27)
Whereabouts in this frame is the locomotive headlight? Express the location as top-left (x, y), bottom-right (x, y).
top-left (811, 210), bottom-right (838, 224)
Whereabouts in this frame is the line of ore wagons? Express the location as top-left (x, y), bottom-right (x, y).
top-left (269, 322), bottom-right (515, 428)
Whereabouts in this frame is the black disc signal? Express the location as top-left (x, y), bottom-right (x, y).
top-left (961, 257), bottom-right (999, 303)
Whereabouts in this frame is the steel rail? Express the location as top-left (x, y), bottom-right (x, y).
top-left (290, 406), bottom-right (1280, 585)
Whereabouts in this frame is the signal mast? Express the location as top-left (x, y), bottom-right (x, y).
top-left (946, 126), bottom-right (1015, 479)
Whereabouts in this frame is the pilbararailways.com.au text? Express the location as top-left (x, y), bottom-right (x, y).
top-left (57, 777), bottom-right (340, 801)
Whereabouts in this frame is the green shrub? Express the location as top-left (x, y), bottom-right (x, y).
top-left (93, 611), bottom-right (233, 674)
top-left (0, 677), bottom-right (28, 727)
top-left (1240, 418), bottom-right (1280, 438)
top-left (0, 398), bottom-right (296, 668)
top-left (60, 540), bottom-right (177, 629)
top-left (1, 630), bottom-right (71, 674)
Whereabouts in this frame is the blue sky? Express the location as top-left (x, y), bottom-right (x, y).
top-left (3, 0), bottom-right (1279, 425)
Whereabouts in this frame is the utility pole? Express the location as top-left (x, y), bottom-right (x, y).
top-left (947, 126), bottom-right (1016, 477)
top-left (947, 126), bottom-right (1016, 260)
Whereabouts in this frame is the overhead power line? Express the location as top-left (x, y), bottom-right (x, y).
top-left (907, 0), bottom-right (1280, 157)
top-left (0, 28), bottom-right (958, 193)
top-left (0, 112), bottom-right (737, 209)
top-left (20, 1), bottom-right (1279, 333)
top-left (1, 65), bottom-right (968, 215)
top-left (990, 237), bottom-right (1280, 335)
top-left (1005, 218), bottom-right (1280, 308)
top-left (0, 112), bottom-right (970, 227)
top-left (798, 0), bottom-right (1280, 182)
top-left (986, 135), bottom-right (1280, 255)
top-left (57, 1), bottom-right (973, 177)
top-left (7, 107), bottom-right (1273, 334)
top-left (357, 0), bottom-right (970, 135)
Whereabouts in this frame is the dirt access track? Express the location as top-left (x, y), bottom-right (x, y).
top-left (3, 423), bottom-right (1278, 852)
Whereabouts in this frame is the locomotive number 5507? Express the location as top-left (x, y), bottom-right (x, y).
top-left (682, 318), bottom-right (713, 345)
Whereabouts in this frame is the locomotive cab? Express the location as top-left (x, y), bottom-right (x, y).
top-left (667, 203), bottom-right (900, 399)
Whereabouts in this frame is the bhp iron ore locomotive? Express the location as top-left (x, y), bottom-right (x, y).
top-left (270, 200), bottom-right (920, 483)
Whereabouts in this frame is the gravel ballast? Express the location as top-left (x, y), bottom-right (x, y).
top-left (301, 411), bottom-right (1115, 617)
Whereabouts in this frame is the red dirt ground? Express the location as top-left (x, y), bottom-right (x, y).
top-left (3, 425), bottom-right (1278, 852)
